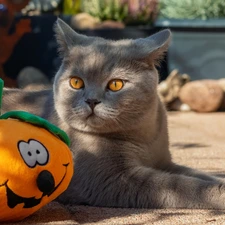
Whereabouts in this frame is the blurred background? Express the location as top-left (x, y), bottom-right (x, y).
top-left (1, 0), bottom-right (225, 89)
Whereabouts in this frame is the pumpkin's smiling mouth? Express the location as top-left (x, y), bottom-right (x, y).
top-left (1, 163), bottom-right (69, 209)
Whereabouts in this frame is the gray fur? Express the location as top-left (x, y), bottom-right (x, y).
top-left (3, 18), bottom-right (225, 209)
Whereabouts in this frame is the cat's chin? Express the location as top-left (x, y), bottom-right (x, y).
top-left (85, 114), bottom-right (106, 129)
top-left (70, 115), bottom-right (119, 134)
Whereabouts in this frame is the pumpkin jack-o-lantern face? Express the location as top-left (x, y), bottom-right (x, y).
top-left (0, 111), bottom-right (73, 222)
top-left (2, 139), bottom-right (69, 209)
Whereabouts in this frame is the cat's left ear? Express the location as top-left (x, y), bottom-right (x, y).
top-left (133, 29), bottom-right (171, 65)
top-left (54, 18), bottom-right (93, 57)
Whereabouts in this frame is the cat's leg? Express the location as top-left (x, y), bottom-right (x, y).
top-left (165, 163), bottom-right (220, 182)
top-left (84, 166), bottom-right (225, 209)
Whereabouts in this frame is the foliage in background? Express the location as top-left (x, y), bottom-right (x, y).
top-left (160, 0), bottom-right (225, 20)
top-left (124, 0), bottom-right (158, 25)
top-left (81, 0), bottom-right (159, 25)
top-left (63, 0), bottom-right (81, 15)
top-left (81, 0), bottom-right (128, 22)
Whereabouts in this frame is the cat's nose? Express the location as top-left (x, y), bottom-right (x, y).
top-left (85, 99), bottom-right (101, 110)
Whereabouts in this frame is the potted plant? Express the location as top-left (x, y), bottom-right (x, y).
top-left (155, 0), bottom-right (225, 80)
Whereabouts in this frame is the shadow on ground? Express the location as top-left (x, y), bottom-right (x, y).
top-left (171, 142), bottom-right (210, 149)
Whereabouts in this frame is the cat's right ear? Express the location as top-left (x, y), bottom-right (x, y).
top-left (133, 29), bottom-right (171, 66)
top-left (54, 18), bottom-right (91, 57)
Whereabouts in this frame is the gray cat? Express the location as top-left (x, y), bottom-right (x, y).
top-left (3, 19), bottom-right (225, 209)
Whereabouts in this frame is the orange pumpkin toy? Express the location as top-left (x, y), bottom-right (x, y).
top-left (0, 81), bottom-right (73, 222)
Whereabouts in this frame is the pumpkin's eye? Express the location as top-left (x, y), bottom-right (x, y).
top-left (107, 79), bottom-right (124, 92)
top-left (18, 140), bottom-right (49, 168)
top-left (70, 77), bottom-right (84, 89)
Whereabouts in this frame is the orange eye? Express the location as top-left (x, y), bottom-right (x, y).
top-left (108, 79), bottom-right (124, 92)
top-left (70, 77), bottom-right (84, 89)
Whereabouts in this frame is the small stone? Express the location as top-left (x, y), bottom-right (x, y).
top-left (169, 99), bottom-right (191, 112)
top-left (179, 80), bottom-right (224, 112)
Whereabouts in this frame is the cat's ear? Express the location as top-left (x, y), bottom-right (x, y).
top-left (54, 18), bottom-right (91, 57)
top-left (133, 29), bottom-right (171, 66)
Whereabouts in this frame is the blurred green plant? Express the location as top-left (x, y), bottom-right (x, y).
top-left (81, 0), bottom-right (128, 22)
top-left (160, 0), bottom-right (225, 20)
top-left (63, 0), bottom-right (81, 15)
top-left (81, 0), bottom-right (159, 25)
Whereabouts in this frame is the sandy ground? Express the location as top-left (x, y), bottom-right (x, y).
top-left (5, 112), bottom-right (225, 225)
